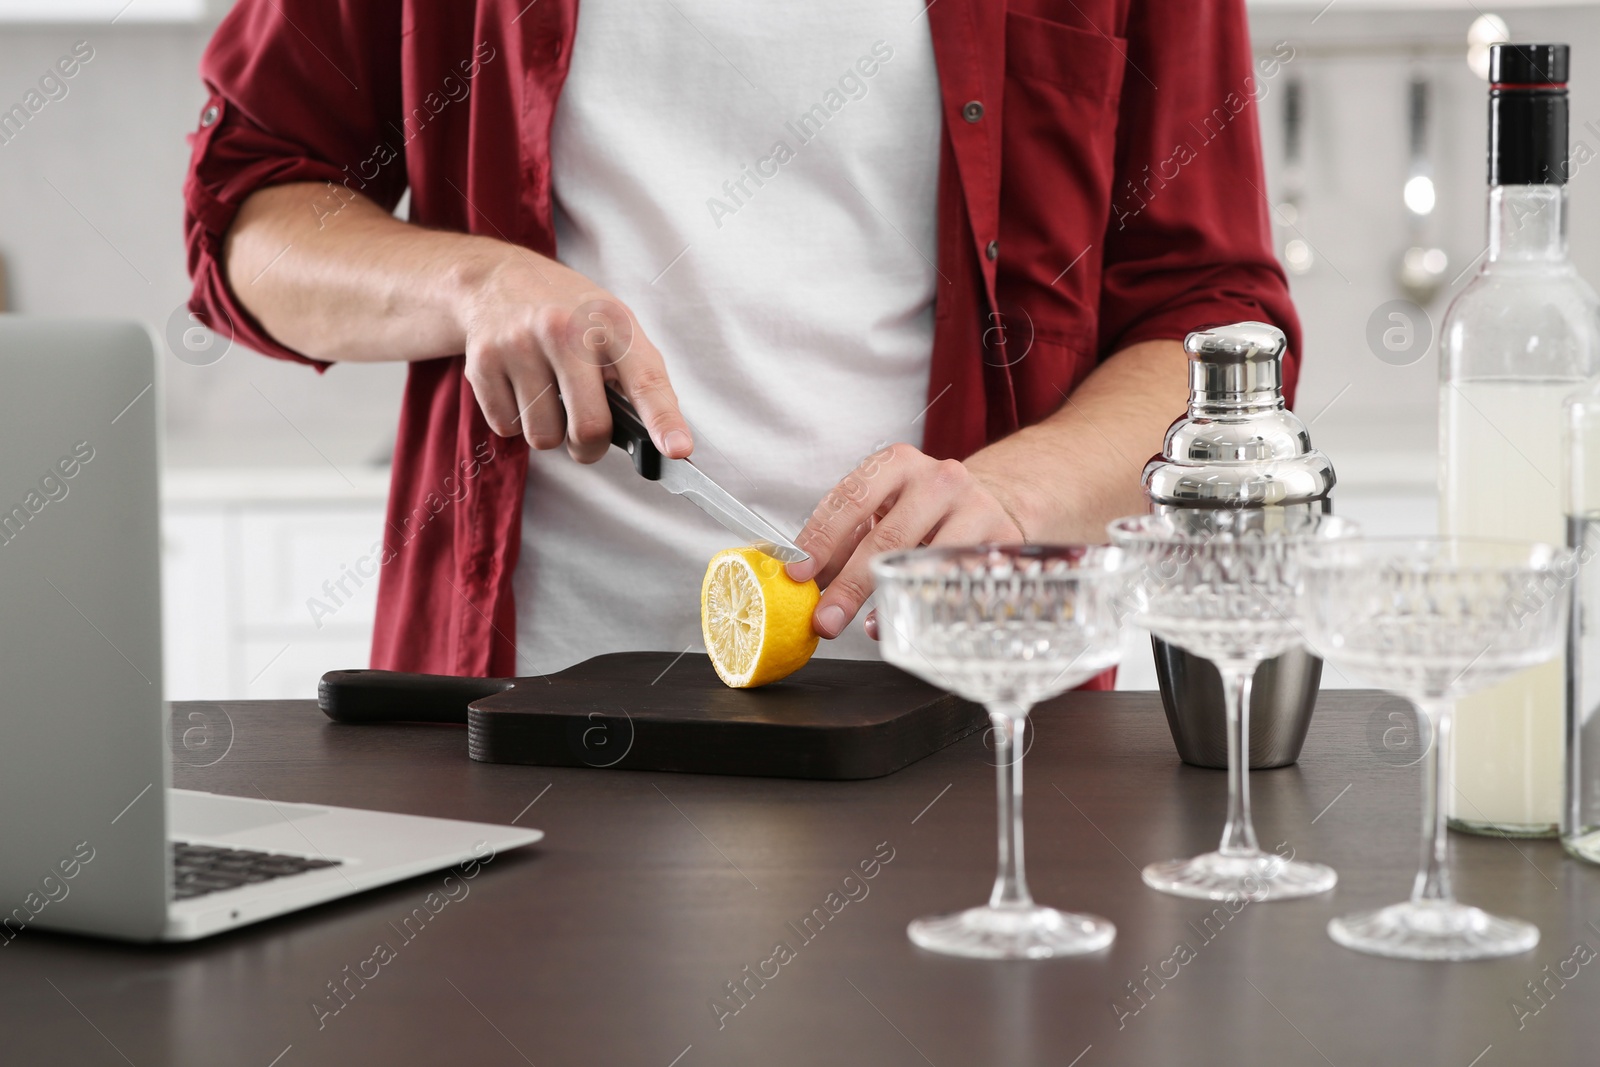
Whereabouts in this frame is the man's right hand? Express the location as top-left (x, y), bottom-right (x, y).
top-left (460, 248), bottom-right (693, 463)
top-left (223, 182), bottom-right (693, 464)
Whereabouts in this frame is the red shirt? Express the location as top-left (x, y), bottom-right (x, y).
top-left (184, 0), bottom-right (1300, 678)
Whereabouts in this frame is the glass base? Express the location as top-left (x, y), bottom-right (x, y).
top-left (907, 904), bottom-right (1115, 959)
top-left (1328, 901), bottom-right (1539, 961)
top-left (1142, 851), bottom-right (1336, 901)
top-left (1563, 828), bottom-right (1600, 865)
top-left (1447, 815), bottom-right (1558, 839)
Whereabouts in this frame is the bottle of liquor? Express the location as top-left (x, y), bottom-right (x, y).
top-left (1440, 43), bottom-right (1598, 837)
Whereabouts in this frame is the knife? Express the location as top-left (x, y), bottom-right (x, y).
top-left (606, 385), bottom-right (809, 564)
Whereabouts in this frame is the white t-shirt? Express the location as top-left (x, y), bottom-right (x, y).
top-left (515, 1), bottom-right (941, 675)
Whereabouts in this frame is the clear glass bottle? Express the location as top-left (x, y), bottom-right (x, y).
top-left (1439, 43), bottom-right (1599, 836)
top-left (1564, 381), bottom-right (1600, 862)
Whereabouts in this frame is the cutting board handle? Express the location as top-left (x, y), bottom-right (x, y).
top-left (318, 670), bottom-right (515, 724)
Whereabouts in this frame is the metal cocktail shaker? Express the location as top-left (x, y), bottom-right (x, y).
top-left (1144, 322), bottom-right (1336, 769)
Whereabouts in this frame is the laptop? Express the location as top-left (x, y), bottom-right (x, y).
top-left (0, 317), bottom-right (541, 942)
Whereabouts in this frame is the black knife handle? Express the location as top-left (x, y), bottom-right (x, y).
top-left (607, 385), bottom-right (662, 480)
top-left (318, 670), bottom-right (516, 725)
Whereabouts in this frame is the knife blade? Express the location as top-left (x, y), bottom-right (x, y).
top-left (606, 385), bottom-right (810, 564)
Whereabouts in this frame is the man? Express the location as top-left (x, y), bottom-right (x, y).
top-left (184, 0), bottom-right (1299, 679)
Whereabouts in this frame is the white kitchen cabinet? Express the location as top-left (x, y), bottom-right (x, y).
top-left (161, 509), bottom-right (233, 700)
top-left (240, 636), bottom-right (376, 702)
top-left (165, 448), bottom-right (1436, 701)
top-left (237, 507), bottom-right (384, 629)
top-left (161, 467), bottom-right (388, 701)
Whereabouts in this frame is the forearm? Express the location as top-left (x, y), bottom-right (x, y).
top-left (964, 339), bottom-right (1188, 542)
top-left (222, 182), bottom-right (511, 363)
top-left (225, 182), bottom-right (696, 461)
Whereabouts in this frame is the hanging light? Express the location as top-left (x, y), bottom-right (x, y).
top-left (1467, 14), bottom-right (1510, 81)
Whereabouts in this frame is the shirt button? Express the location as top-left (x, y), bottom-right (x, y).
top-left (985, 240), bottom-right (999, 261)
top-left (962, 100), bottom-right (984, 123)
top-left (200, 105), bottom-right (219, 127)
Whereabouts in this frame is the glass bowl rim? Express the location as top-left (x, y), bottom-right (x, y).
top-left (869, 542), bottom-right (1123, 582)
top-left (1299, 534), bottom-right (1566, 573)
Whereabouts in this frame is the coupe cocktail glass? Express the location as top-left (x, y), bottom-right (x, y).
top-left (871, 545), bottom-right (1124, 959)
top-left (1110, 510), bottom-right (1356, 901)
top-left (1301, 537), bottom-right (1567, 960)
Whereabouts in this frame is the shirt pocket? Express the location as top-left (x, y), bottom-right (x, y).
top-left (998, 11), bottom-right (1128, 359)
top-left (1005, 9), bottom-right (1128, 101)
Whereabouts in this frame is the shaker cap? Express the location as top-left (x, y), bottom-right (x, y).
top-left (1143, 321), bottom-right (1336, 508)
top-left (1183, 321), bottom-right (1288, 364)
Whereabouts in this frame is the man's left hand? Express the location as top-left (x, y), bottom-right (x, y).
top-left (785, 443), bottom-right (1027, 641)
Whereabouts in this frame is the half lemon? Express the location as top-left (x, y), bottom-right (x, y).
top-left (701, 547), bottom-right (820, 688)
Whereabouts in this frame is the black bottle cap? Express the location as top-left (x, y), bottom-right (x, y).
top-left (1490, 43), bottom-right (1568, 87)
top-left (1488, 43), bottom-right (1569, 186)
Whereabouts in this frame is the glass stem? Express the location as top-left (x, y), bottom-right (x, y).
top-left (1410, 699), bottom-right (1455, 905)
top-left (1217, 662), bottom-right (1262, 857)
top-left (987, 702), bottom-right (1034, 909)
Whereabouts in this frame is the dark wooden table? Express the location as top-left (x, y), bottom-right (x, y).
top-left (2, 691), bottom-right (1595, 1066)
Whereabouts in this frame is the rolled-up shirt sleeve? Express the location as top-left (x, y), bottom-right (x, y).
top-left (1096, 0), bottom-right (1303, 399)
top-left (182, 0), bottom-right (405, 369)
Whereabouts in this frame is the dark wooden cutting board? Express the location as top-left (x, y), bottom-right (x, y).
top-left (319, 652), bottom-right (986, 780)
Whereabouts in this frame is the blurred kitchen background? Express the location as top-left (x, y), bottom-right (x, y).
top-left (2, 0), bottom-right (1597, 697)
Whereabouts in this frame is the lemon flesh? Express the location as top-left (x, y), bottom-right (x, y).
top-left (701, 547), bottom-right (820, 688)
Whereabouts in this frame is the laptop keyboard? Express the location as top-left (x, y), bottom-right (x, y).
top-left (173, 841), bottom-right (342, 900)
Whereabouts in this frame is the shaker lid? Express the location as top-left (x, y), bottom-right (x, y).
top-left (1184, 321), bottom-right (1288, 363)
top-left (1144, 322), bottom-right (1336, 508)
